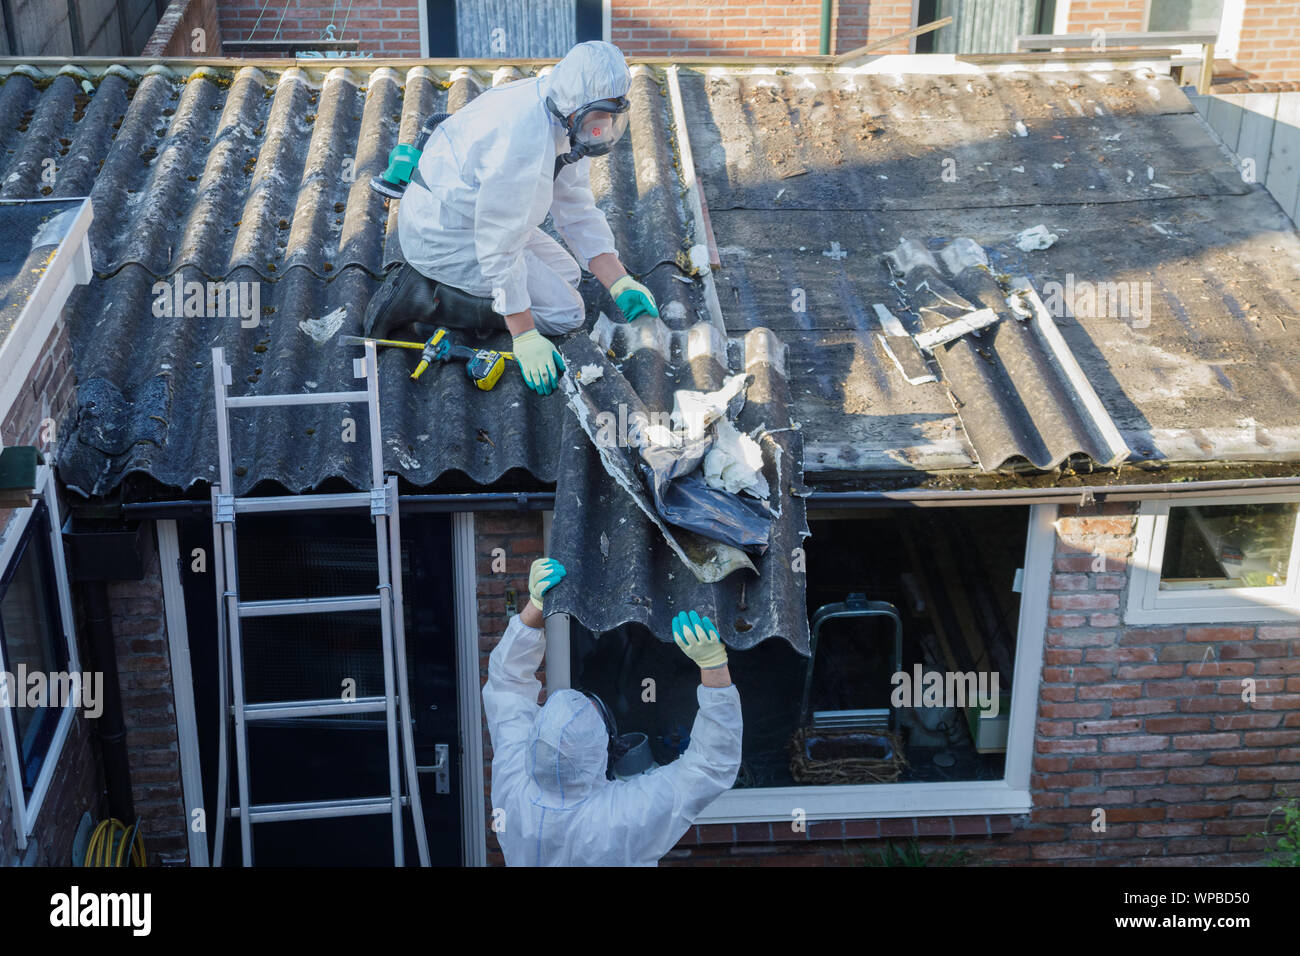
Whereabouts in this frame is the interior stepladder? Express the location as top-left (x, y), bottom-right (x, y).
top-left (208, 343), bottom-right (430, 867)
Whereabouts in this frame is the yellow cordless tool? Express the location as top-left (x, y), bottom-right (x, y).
top-left (340, 330), bottom-right (514, 391)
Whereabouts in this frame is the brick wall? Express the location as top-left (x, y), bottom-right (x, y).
top-left (1, 315), bottom-right (75, 453)
top-left (474, 510), bottom-right (545, 867)
top-left (1026, 501), bottom-right (1298, 864)
top-left (1236, 0), bottom-right (1300, 83)
top-left (144, 0), bottom-right (224, 57)
top-left (1065, 1), bottom-right (1146, 35)
top-left (612, 0), bottom-right (826, 57)
top-left (834, 1), bottom-right (914, 54)
top-left (106, 528), bottom-right (189, 865)
top-left (217, 0), bottom-right (422, 56)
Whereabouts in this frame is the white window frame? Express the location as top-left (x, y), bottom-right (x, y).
top-left (0, 464), bottom-right (80, 851)
top-left (1127, 493), bottom-right (1300, 625)
top-left (691, 503), bottom-right (1057, 823)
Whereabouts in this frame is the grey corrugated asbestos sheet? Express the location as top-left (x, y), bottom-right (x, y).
top-left (7, 61), bottom-right (1297, 493)
top-left (882, 235), bottom-right (1130, 471)
top-left (0, 61), bottom-right (703, 495)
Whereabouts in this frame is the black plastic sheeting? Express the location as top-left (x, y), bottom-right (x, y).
top-left (546, 317), bottom-right (811, 655)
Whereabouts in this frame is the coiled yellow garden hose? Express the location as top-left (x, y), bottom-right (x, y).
top-left (84, 818), bottom-right (146, 867)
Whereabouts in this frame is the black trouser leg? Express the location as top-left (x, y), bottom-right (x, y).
top-left (364, 263), bottom-right (440, 340)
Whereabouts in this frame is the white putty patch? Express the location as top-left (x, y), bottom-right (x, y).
top-left (298, 307), bottom-right (346, 343)
top-left (386, 438), bottom-right (419, 470)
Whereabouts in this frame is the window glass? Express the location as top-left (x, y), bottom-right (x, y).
top-left (0, 503), bottom-right (68, 793)
top-left (1148, 0), bottom-right (1225, 33)
top-left (573, 507), bottom-right (1028, 788)
top-left (1159, 502), bottom-right (1298, 590)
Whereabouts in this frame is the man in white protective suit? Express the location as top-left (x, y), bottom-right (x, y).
top-left (365, 41), bottom-right (660, 396)
top-left (482, 558), bottom-right (743, 866)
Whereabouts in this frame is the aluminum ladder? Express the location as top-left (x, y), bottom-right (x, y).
top-left (208, 343), bottom-right (429, 867)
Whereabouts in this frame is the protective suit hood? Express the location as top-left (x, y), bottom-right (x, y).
top-left (526, 689), bottom-right (608, 807)
top-left (543, 41), bottom-right (631, 118)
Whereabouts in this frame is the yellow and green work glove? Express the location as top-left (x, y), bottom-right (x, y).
top-left (528, 558), bottom-right (566, 610)
top-left (610, 276), bottom-right (659, 322)
top-left (671, 610), bottom-right (727, 669)
top-left (511, 329), bottom-right (566, 395)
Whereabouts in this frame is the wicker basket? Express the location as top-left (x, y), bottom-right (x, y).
top-left (789, 726), bottom-right (907, 785)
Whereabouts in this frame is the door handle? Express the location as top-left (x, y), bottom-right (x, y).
top-left (417, 743), bottom-right (450, 794)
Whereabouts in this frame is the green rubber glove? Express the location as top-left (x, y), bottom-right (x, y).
top-left (511, 329), bottom-right (566, 395)
top-left (610, 275), bottom-right (659, 322)
top-left (528, 558), bottom-right (566, 610)
top-left (671, 610), bottom-right (727, 669)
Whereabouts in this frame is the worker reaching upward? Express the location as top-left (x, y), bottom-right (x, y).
top-left (365, 40), bottom-right (660, 396)
top-left (483, 559), bottom-right (743, 866)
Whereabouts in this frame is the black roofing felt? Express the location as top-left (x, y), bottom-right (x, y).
top-left (680, 67), bottom-right (1300, 475)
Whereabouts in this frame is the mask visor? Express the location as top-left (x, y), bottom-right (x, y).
top-left (574, 99), bottom-right (630, 154)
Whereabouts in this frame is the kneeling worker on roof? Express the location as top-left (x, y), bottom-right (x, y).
top-left (366, 40), bottom-right (659, 396)
top-left (484, 559), bottom-right (742, 866)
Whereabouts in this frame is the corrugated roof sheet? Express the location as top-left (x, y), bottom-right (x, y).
top-left (10, 61), bottom-right (705, 496)
top-left (0, 58), bottom-right (1296, 495)
top-left (882, 236), bottom-right (1130, 471)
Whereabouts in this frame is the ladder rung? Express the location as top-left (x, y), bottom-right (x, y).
top-left (235, 492), bottom-right (371, 514)
top-left (226, 390), bottom-right (369, 408)
top-left (243, 697), bottom-right (388, 720)
top-left (238, 595), bottom-right (382, 617)
top-left (233, 796), bottom-right (398, 823)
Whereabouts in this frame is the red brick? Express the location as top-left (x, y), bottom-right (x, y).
top-left (1118, 664), bottom-right (1184, 679)
top-left (1077, 718), bottom-right (1142, 734)
top-left (1186, 626), bottom-right (1256, 643)
top-left (1102, 735), bottom-right (1170, 752)
top-left (1077, 684), bottom-right (1142, 700)
top-left (1084, 647), bottom-right (1155, 663)
top-left (1120, 627), bottom-right (1186, 645)
top-left (1072, 754), bottom-right (1139, 770)
top-left (1145, 717), bottom-right (1214, 734)
top-left (1050, 593), bottom-right (1120, 611)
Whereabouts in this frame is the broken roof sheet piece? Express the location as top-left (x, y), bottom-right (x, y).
top-left (547, 315), bottom-right (810, 655)
top-left (884, 237), bottom-right (1130, 471)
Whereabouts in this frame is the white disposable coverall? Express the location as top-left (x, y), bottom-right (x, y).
top-left (398, 41), bottom-right (629, 334)
top-left (483, 614), bottom-right (743, 867)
